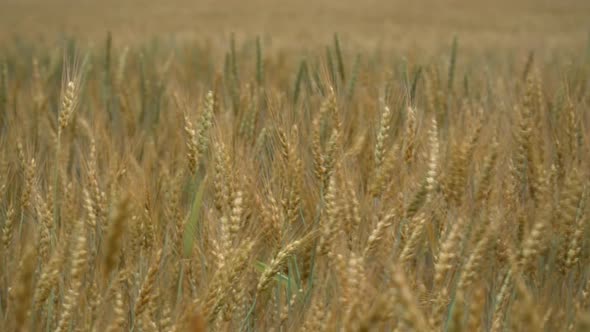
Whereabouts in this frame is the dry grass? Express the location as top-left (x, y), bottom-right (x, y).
top-left (1, 2), bottom-right (590, 331)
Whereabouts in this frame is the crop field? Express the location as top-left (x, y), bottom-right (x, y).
top-left (1, 0), bottom-right (590, 331)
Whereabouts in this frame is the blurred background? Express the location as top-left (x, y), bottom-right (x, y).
top-left (2, 0), bottom-right (589, 51)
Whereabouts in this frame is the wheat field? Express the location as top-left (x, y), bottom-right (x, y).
top-left (1, 1), bottom-right (590, 331)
